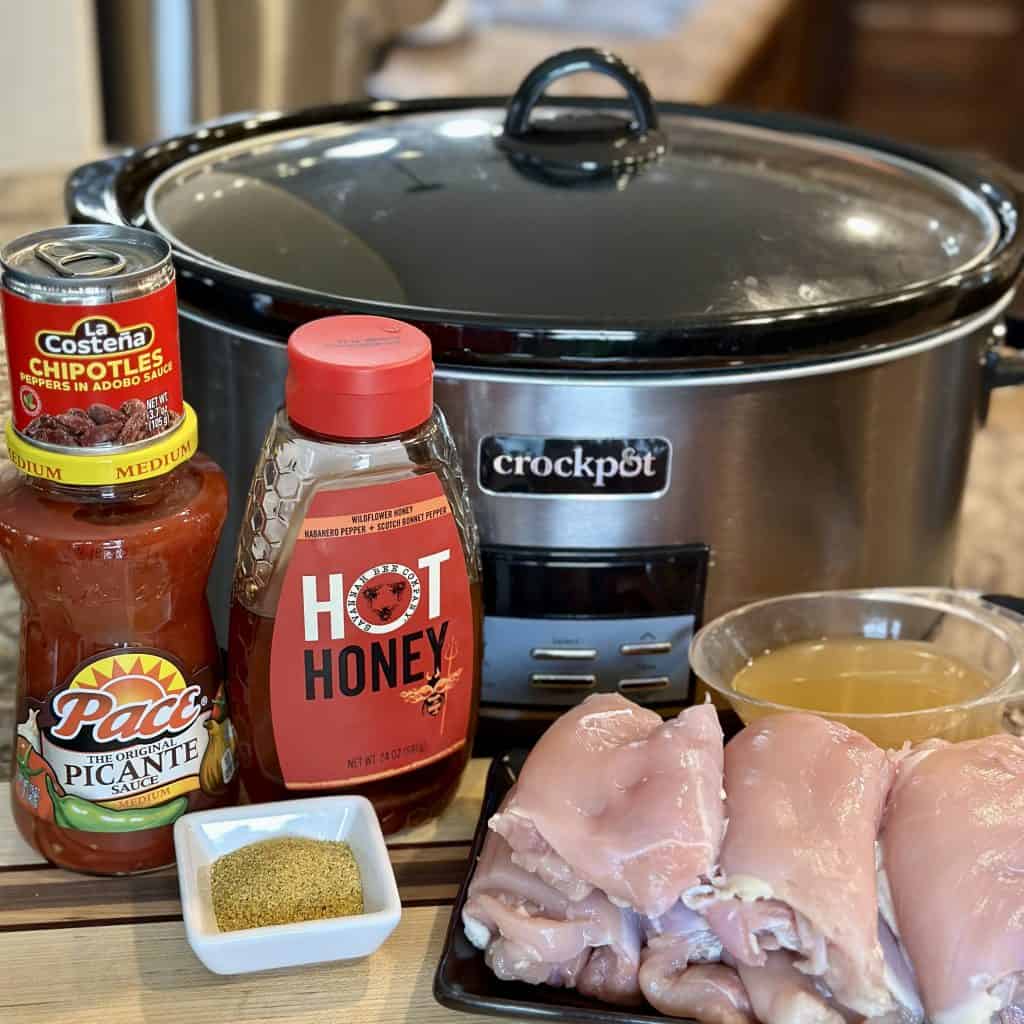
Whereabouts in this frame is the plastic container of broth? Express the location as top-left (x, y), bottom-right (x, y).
top-left (690, 588), bottom-right (1024, 747)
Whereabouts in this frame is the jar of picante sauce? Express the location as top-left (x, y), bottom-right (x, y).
top-left (1, 225), bottom-right (237, 875)
top-left (3, 410), bottom-right (237, 873)
top-left (229, 315), bottom-right (483, 833)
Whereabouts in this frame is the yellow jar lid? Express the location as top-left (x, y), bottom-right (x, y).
top-left (6, 404), bottom-right (199, 486)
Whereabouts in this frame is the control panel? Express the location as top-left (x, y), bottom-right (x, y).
top-left (480, 545), bottom-right (709, 710)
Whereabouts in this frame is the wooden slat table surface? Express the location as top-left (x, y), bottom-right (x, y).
top-left (0, 759), bottom-right (493, 1024)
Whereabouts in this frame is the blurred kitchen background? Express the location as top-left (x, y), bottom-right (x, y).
top-left (3, 0), bottom-right (1024, 240)
top-left (2, 0), bottom-right (1024, 170)
top-left (2, 0), bottom-right (1024, 764)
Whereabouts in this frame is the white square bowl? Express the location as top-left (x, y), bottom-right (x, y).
top-left (173, 795), bottom-right (401, 975)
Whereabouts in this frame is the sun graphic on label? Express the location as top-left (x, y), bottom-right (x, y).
top-left (69, 653), bottom-right (186, 704)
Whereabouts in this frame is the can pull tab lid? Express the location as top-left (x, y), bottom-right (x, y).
top-left (34, 240), bottom-right (128, 278)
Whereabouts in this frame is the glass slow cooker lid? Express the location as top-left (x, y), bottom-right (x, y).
top-left (107, 49), bottom-right (1020, 369)
top-left (147, 112), bottom-right (999, 324)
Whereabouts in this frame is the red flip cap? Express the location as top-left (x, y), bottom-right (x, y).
top-left (285, 315), bottom-right (434, 439)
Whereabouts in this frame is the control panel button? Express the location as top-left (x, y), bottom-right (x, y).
top-left (619, 676), bottom-right (670, 692)
top-left (530, 673), bottom-right (597, 689)
top-left (620, 641), bottom-right (672, 656)
top-left (482, 612), bottom-right (695, 708)
top-left (531, 647), bottom-right (598, 661)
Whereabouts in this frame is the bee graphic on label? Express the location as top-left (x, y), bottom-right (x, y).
top-left (400, 640), bottom-right (462, 729)
top-left (415, 678), bottom-right (452, 718)
top-left (360, 578), bottom-right (410, 624)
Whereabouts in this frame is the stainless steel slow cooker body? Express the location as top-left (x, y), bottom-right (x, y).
top-left (65, 49), bottom-right (1024, 734)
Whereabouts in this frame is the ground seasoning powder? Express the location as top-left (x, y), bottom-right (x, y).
top-left (211, 837), bottom-right (363, 931)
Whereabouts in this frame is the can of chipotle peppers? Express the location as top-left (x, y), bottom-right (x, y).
top-left (0, 225), bottom-right (184, 448)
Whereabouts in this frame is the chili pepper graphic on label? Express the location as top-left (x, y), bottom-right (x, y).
top-left (45, 775), bottom-right (188, 833)
top-left (15, 743), bottom-right (43, 782)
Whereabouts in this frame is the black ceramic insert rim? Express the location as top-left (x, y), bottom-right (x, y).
top-left (66, 97), bottom-right (1024, 373)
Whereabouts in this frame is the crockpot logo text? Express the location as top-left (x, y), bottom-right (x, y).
top-left (480, 436), bottom-right (671, 497)
top-left (491, 445), bottom-right (658, 488)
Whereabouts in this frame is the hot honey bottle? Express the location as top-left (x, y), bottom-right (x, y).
top-left (229, 316), bottom-right (482, 833)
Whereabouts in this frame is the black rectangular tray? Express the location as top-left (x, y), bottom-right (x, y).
top-left (433, 750), bottom-right (682, 1024)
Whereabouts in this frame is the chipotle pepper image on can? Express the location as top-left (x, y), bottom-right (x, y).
top-left (0, 225), bottom-right (184, 447)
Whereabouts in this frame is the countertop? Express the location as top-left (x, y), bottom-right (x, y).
top-left (0, 758), bottom-right (490, 1024)
top-left (2, 167), bottom-right (1024, 773)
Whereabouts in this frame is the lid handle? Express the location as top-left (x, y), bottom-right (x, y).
top-left (499, 48), bottom-right (666, 178)
top-left (505, 47), bottom-right (660, 138)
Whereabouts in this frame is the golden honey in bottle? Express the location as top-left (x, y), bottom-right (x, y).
top-left (229, 316), bottom-right (483, 833)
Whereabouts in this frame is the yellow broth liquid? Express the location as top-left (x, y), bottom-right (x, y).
top-left (729, 638), bottom-right (1001, 746)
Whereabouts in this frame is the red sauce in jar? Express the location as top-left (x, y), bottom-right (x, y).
top-left (2, 410), bottom-right (238, 874)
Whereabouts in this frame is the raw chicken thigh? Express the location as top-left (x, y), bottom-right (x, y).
top-left (463, 696), bottom-right (1024, 1024)
top-left (880, 734), bottom-right (1024, 1024)
top-left (735, 951), bottom-right (846, 1024)
top-left (640, 902), bottom-right (755, 1024)
top-left (490, 694), bottom-right (726, 918)
top-left (701, 712), bottom-right (903, 1022)
top-left (463, 810), bottom-right (643, 1002)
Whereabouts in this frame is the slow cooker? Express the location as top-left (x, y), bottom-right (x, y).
top-left (66, 48), bottom-right (1024, 737)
